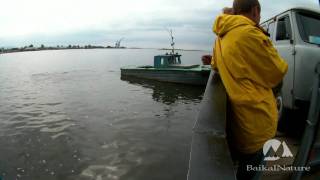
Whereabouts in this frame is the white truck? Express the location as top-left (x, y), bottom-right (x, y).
top-left (260, 7), bottom-right (320, 123)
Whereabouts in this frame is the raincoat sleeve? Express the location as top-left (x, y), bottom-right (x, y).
top-left (240, 28), bottom-right (288, 88)
top-left (211, 40), bottom-right (218, 70)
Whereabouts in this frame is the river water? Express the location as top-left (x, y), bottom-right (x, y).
top-left (0, 49), bottom-right (207, 180)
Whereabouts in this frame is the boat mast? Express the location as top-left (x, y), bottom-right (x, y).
top-left (167, 29), bottom-right (175, 54)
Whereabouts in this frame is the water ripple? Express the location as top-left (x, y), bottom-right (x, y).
top-left (2, 103), bottom-right (75, 140)
top-left (40, 122), bottom-right (75, 133)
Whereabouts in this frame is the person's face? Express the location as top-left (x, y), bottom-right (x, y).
top-left (252, 5), bottom-right (261, 24)
top-left (223, 7), bottom-right (234, 15)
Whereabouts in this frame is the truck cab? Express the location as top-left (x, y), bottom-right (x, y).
top-left (260, 7), bottom-right (320, 114)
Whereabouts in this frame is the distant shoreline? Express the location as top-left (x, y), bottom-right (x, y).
top-left (0, 46), bottom-right (126, 55)
top-left (0, 46), bottom-right (207, 55)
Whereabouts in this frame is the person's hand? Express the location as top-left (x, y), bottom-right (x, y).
top-left (201, 55), bottom-right (212, 65)
top-left (272, 81), bottom-right (283, 97)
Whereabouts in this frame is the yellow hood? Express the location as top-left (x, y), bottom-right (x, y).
top-left (213, 14), bottom-right (256, 37)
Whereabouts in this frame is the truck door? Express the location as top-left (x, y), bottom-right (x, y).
top-left (274, 13), bottom-right (295, 109)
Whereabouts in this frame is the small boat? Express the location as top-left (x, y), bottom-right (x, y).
top-left (120, 30), bottom-right (211, 86)
top-left (121, 53), bottom-right (211, 85)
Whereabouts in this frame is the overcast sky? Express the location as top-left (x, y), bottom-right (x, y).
top-left (0, 0), bottom-right (318, 50)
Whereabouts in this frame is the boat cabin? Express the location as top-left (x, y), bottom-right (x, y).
top-left (154, 54), bottom-right (181, 68)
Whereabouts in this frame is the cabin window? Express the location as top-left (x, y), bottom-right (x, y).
top-left (276, 16), bottom-right (292, 41)
top-left (175, 57), bottom-right (180, 64)
top-left (169, 57), bottom-right (174, 64)
top-left (268, 22), bottom-right (275, 40)
top-left (161, 58), bottom-right (164, 65)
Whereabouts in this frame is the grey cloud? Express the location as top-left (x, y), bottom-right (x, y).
top-left (1, 0), bottom-right (318, 50)
top-left (260, 0), bottom-right (317, 21)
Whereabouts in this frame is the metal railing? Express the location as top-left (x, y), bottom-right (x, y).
top-left (291, 63), bottom-right (320, 180)
top-left (187, 71), bottom-right (236, 180)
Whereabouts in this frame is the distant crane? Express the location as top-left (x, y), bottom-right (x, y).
top-left (115, 38), bottom-right (124, 48)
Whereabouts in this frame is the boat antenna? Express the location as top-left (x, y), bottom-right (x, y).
top-left (166, 28), bottom-right (175, 54)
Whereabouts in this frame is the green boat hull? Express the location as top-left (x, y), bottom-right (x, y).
top-left (120, 65), bottom-right (211, 85)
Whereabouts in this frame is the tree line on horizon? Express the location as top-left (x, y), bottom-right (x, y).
top-left (0, 44), bottom-right (126, 54)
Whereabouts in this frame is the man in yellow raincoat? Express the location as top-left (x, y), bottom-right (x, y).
top-left (211, 0), bottom-right (288, 179)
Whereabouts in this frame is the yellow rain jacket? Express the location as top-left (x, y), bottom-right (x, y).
top-left (212, 14), bottom-right (288, 154)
